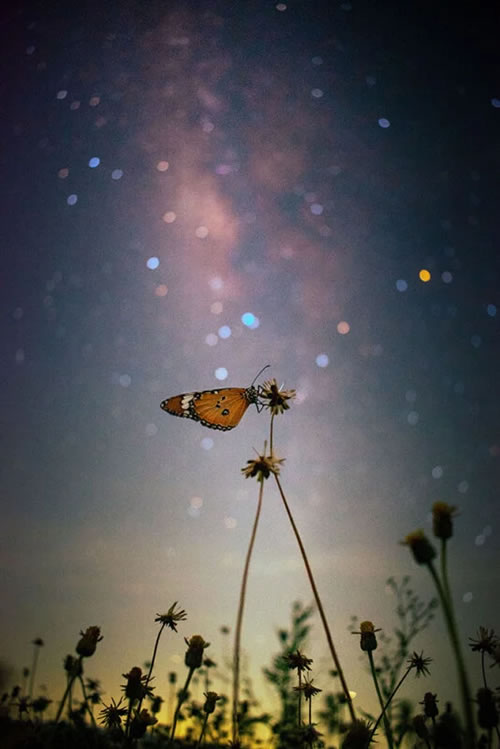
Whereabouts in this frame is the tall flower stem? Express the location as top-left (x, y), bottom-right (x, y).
top-left (77, 674), bottom-right (96, 727)
top-left (273, 474), bottom-right (355, 722)
top-left (195, 713), bottom-right (209, 748)
top-left (28, 644), bottom-right (40, 700)
top-left (269, 414), bottom-right (275, 453)
top-left (427, 560), bottom-right (475, 747)
top-left (370, 665), bottom-right (411, 740)
top-left (297, 670), bottom-right (302, 726)
top-left (55, 658), bottom-right (82, 722)
top-left (232, 479), bottom-right (265, 744)
top-left (137, 622), bottom-right (166, 716)
top-left (367, 650), bottom-right (394, 749)
top-left (170, 666), bottom-right (195, 743)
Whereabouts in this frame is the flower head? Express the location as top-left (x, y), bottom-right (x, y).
top-left (76, 626), bottom-right (103, 657)
top-left (402, 530), bottom-right (436, 565)
top-left (203, 690), bottom-right (222, 714)
top-left (121, 667), bottom-right (154, 702)
top-left (32, 697), bottom-right (51, 714)
top-left (352, 621), bottom-right (381, 652)
top-left (432, 502), bottom-right (459, 540)
top-left (260, 378), bottom-right (296, 415)
top-left (155, 602), bottom-right (187, 632)
top-left (420, 692), bottom-right (439, 718)
top-left (476, 687), bottom-right (498, 729)
top-left (241, 449), bottom-right (284, 482)
top-left (294, 677), bottom-right (322, 700)
top-left (184, 635), bottom-right (210, 669)
top-left (469, 627), bottom-right (498, 655)
top-left (129, 708), bottom-right (157, 739)
top-left (99, 697), bottom-right (128, 729)
top-left (407, 651), bottom-right (432, 677)
top-left (283, 649), bottom-right (313, 673)
top-left (341, 718), bottom-right (375, 748)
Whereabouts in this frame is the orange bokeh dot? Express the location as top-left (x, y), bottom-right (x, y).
top-left (337, 321), bottom-right (350, 335)
top-left (155, 285), bottom-right (168, 297)
top-left (419, 269), bottom-right (431, 282)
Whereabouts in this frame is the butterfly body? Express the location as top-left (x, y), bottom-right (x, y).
top-left (161, 385), bottom-right (261, 431)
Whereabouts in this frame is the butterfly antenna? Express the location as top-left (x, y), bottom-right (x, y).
top-left (251, 364), bottom-right (270, 386)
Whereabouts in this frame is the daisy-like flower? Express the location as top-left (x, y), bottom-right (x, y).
top-left (407, 651), bottom-right (432, 677)
top-left (294, 677), bottom-right (322, 700)
top-left (401, 530), bottom-right (436, 565)
top-left (260, 378), bottom-right (296, 415)
top-left (241, 450), bottom-right (285, 482)
top-left (121, 667), bottom-right (155, 702)
top-left (432, 502), bottom-right (459, 540)
top-left (99, 696), bottom-right (128, 729)
top-left (154, 602), bottom-right (187, 632)
top-left (283, 649), bottom-right (313, 673)
top-left (76, 626), bottom-right (103, 658)
top-left (352, 621), bottom-right (381, 652)
top-left (469, 626), bottom-right (499, 655)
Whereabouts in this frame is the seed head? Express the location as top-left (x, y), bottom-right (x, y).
top-left (242, 449), bottom-right (284, 482)
top-left (420, 692), bottom-right (439, 718)
top-left (294, 677), bottom-right (322, 700)
top-left (407, 651), bottom-right (432, 677)
top-left (129, 708), bottom-right (157, 739)
top-left (121, 667), bottom-right (154, 702)
top-left (155, 602), bottom-right (187, 632)
top-left (341, 718), bottom-right (375, 748)
top-left (402, 530), bottom-right (436, 565)
top-left (469, 627), bottom-right (498, 655)
top-left (99, 697), bottom-right (128, 729)
top-left (352, 621), bottom-right (381, 652)
top-left (283, 649), bottom-right (313, 673)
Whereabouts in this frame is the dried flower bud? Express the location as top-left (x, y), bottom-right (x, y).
top-left (76, 626), bottom-right (103, 657)
top-left (122, 667), bottom-right (145, 701)
top-left (402, 530), bottom-right (436, 565)
top-left (420, 692), bottom-right (439, 718)
top-left (203, 690), bottom-right (222, 714)
top-left (341, 719), bottom-right (374, 748)
top-left (129, 708), bottom-right (157, 739)
top-left (353, 621), bottom-right (380, 652)
top-left (184, 635), bottom-right (210, 669)
top-left (432, 502), bottom-right (458, 540)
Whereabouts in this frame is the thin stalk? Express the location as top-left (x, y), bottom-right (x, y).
top-left (124, 699), bottom-right (133, 738)
top-left (55, 658), bottom-right (82, 722)
top-left (427, 560), bottom-right (476, 748)
top-left (269, 413), bottom-right (275, 454)
top-left (368, 650), bottom-right (394, 749)
top-left (77, 675), bottom-right (96, 727)
top-left (297, 669), bottom-right (302, 726)
top-left (440, 540), bottom-right (452, 607)
top-left (370, 665), bottom-right (411, 740)
top-left (28, 646), bottom-right (40, 700)
top-left (273, 473), bottom-right (355, 722)
top-left (195, 712), bottom-right (209, 748)
top-left (137, 622), bottom-right (166, 716)
top-left (170, 666), bottom-right (195, 743)
top-left (232, 479), bottom-right (265, 745)
top-left (481, 650), bottom-right (488, 689)
top-left (308, 697), bottom-right (312, 726)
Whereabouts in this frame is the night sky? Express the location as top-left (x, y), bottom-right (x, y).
top-left (1, 0), bottom-right (499, 728)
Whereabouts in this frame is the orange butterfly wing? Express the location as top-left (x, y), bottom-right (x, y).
top-left (161, 387), bottom-right (257, 430)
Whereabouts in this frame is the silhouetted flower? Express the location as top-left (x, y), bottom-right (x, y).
top-left (241, 450), bottom-right (284, 481)
top-left (469, 627), bottom-right (498, 655)
top-left (341, 719), bottom-right (374, 748)
top-left (413, 714), bottom-right (430, 740)
top-left (76, 626), bottom-right (103, 657)
top-left (294, 677), bottom-right (322, 700)
top-left (402, 530), bottom-right (436, 564)
top-left (407, 651), bottom-right (432, 677)
top-left (155, 602), bottom-right (187, 631)
top-left (260, 378), bottom-right (296, 415)
top-left (420, 692), bottom-right (439, 718)
top-left (32, 696), bottom-right (51, 714)
top-left (283, 649), bottom-right (313, 673)
top-left (184, 635), bottom-right (210, 669)
top-left (432, 502), bottom-right (458, 540)
top-left (477, 687), bottom-right (498, 729)
top-left (121, 667), bottom-right (154, 702)
top-left (32, 638), bottom-right (44, 648)
top-left (203, 691), bottom-right (222, 714)
top-left (99, 697), bottom-right (127, 729)
top-left (352, 621), bottom-right (381, 652)
top-left (129, 708), bottom-right (157, 739)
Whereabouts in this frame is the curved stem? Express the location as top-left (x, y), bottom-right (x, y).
top-left (368, 650), bottom-right (394, 749)
top-left (370, 666), bottom-right (411, 740)
top-left (137, 622), bottom-right (165, 716)
top-left (232, 479), bottom-right (265, 745)
top-left (77, 674), bottom-right (96, 727)
top-left (481, 650), bottom-right (488, 689)
top-left (170, 667), bottom-right (195, 743)
top-left (55, 658), bottom-right (82, 723)
top-left (28, 646), bottom-right (39, 700)
top-left (273, 474), bottom-right (355, 722)
top-left (427, 560), bottom-right (475, 748)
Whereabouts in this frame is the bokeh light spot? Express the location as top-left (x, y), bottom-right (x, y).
top-left (224, 516), bottom-right (237, 529)
top-left (111, 169), bottom-right (123, 180)
top-left (337, 321), bottom-right (350, 335)
top-left (487, 303), bottom-right (497, 317)
top-left (218, 325), bottom-right (231, 339)
top-left (458, 480), bottom-right (469, 493)
top-left (471, 334), bottom-right (481, 348)
top-left (215, 367), bottom-right (228, 380)
top-left (156, 160), bottom-right (169, 171)
top-left (378, 118), bottom-right (390, 128)
top-left (205, 334), bottom-right (218, 346)
top-left (241, 312), bottom-right (256, 327)
top-left (70, 101), bottom-right (80, 110)
top-left (191, 496), bottom-right (203, 509)
top-left (276, 3), bottom-right (287, 10)
top-left (396, 279), bottom-right (408, 292)
top-left (56, 90), bottom-right (68, 100)
top-left (441, 271), bottom-right (453, 283)
top-left (119, 374), bottom-right (131, 387)
top-left (310, 203), bottom-right (323, 215)
top-left (475, 534), bottom-right (485, 546)
top-left (311, 88), bottom-right (324, 98)
top-left (89, 96), bottom-right (100, 106)
top-left (145, 424), bottom-right (158, 436)
top-left (419, 269), bottom-right (431, 282)
top-left (147, 257), bottom-right (160, 270)
top-left (201, 438), bottom-right (214, 450)
top-left (67, 194), bottom-right (78, 205)
top-left (155, 284), bottom-right (168, 297)
top-left (491, 98), bottom-right (500, 108)
top-left (432, 465), bottom-right (443, 479)
top-left (463, 592), bottom-right (473, 603)
top-left (195, 225), bottom-right (209, 238)
top-left (407, 411), bottom-right (419, 425)
top-left (58, 168), bottom-right (69, 179)
top-left (88, 157), bottom-right (100, 168)
top-left (209, 277), bottom-right (223, 291)
top-left (163, 211), bottom-right (176, 223)
top-left (316, 353), bottom-right (329, 367)
top-left (211, 301), bottom-right (223, 314)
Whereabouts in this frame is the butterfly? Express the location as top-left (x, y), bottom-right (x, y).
top-left (160, 365), bottom-right (270, 431)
